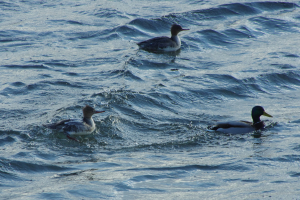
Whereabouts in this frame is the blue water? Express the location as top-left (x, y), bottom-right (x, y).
top-left (1, 0), bottom-right (300, 199)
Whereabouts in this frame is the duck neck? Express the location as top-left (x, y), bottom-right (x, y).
top-left (252, 116), bottom-right (261, 125)
top-left (171, 35), bottom-right (181, 46)
top-left (252, 117), bottom-right (264, 130)
top-left (83, 117), bottom-right (94, 126)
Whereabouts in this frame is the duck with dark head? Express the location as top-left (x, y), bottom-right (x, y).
top-left (137, 24), bottom-right (189, 52)
top-left (210, 106), bottom-right (273, 134)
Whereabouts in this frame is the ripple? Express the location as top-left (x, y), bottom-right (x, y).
top-left (49, 19), bottom-right (85, 26)
top-left (110, 69), bottom-right (143, 81)
top-left (289, 172), bottom-right (300, 177)
top-left (220, 3), bottom-right (259, 15)
top-left (62, 72), bottom-right (79, 76)
top-left (11, 81), bottom-right (26, 87)
top-left (33, 193), bottom-right (66, 199)
top-left (259, 72), bottom-right (300, 90)
top-left (0, 30), bottom-right (31, 43)
top-left (1, 159), bottom-right (72, 173)
top-left (2, 64), bottom-right (49, 69)
top-left (129, 59), bottom-right (175, 70)
top-left (94, 8), bottom-right (129, 19)
top-left (67, 30), bottom-right (101, 41)
top-left (249, 16), bottom-right (299, 33)
top-left (222, 28), bottom-right (253, 39)
top-left (249, 2), bottom-right (298, 11)
top-left (115, 182), bottom-right (165, 192)
top-left (0, 1), bottom-right (21, 11)
top-left (260, 155), bottom-right (300, 163)
top-left (198, 29), bottom-right (235, 46)
top-left (128, 163), bottom-right (250, 172)
top-left (116, 24), bottom-right (149, 38)
top-left (0, 136), bottom-right (16, 146)
top-left (0, 170), bottom-right (23, 182)
top-left (129, 18), bottom-right (169, 33)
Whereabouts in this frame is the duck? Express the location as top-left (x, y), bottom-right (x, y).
top-left (43, 105), bottom-right (105, 141)
top-left (137, 24), bottom-right (189, 51)
top-left (210, 106), bottom-right (273, 134)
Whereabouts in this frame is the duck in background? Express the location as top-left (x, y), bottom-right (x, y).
top-left (43, 105), bottom-right (105, 141)
top-left (137, 24), bottom-right (189, 52)
top-left (210, 106), bottom-right (273, 134)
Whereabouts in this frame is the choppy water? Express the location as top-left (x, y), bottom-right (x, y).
top-left (1, 0), bottom-right (300, 199)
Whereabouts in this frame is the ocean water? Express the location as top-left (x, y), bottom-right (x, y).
top-left (1, 0), bottom-right (300, 199)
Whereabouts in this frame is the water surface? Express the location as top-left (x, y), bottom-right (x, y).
top-left (1, 0), bottom-right (300, 199)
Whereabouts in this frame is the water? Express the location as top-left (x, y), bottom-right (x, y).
top-left (1, 0), bottom-right (300, 199)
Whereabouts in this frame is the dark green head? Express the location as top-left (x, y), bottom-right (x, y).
top-left (251, 106), bottom-right (272, 123)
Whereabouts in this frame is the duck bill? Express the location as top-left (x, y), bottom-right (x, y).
top-left (95, 111), bottom-right (105, 114)
top-left (181, 29), bottom-right (189, 31)
top-left (263, 111), bottom-right (272, 118)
